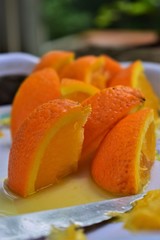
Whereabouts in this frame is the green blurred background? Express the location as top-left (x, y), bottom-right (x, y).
top-left (42, 0), bottom-right (160, 39)
top-left (0, 0), bottom-right (160, 56)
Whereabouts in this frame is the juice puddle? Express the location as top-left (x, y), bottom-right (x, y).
top-left (0, 169), bottom-right (113, 216)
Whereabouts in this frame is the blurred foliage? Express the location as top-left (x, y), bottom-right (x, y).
top-left (41, 0), bottom-right (160, 39)
top-left (41, 0), bottom-right (92, 39)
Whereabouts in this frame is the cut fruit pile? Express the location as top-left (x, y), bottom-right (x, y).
top-left (7, 50), bottom-right (159, 198)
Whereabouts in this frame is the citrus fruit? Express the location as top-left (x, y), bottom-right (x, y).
top-left (81, 86), bottom-right (145, 163)
top-left (108, 60), bottom-right (159, 118)
top-left (33, 50), bottom-right (75, 75)
top-left (61, 78), bottom-right (99, 102)
top-left (8, 99), bottom-right (91, 197)
top-left (102, 54), bottom-right (122, 85)
top-left (92, 108), bottom-right (155, 195)
top-left (60, 55), bottom-right (108, 89)
top-left (11, 68), bottom-right (61, 138)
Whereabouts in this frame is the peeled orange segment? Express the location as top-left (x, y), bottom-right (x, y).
top-left (61, 78), bottom-right (100, 102)
top-left (8, 99), bottom-right (91, 197)
top-left (11, 68), bottom-right (61, 138)
top-left (33, 51), bottom-right (75, 75)
top-left (92, 108), bottom-right (155, 195)
top-left (60, 55), bottom-right (108, 89)
top-left (81, 86), bottom-right (145, 163)
top-left (108, 60), bottom-right (159, 118)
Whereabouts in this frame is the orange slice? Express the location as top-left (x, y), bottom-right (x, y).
top-left (8, 99), bottom-right (91, 197)
top-left (11, 68), bottom-right (61, 138)
top-left (102, 54), bottom-right (122, 85)
top-left (60, 55), bottom-right (108, 89)
top-left (61, 78), bottom-right (100, 102)
top-left (92, 108), bottom-right (155, 195)
top-left (33, 51), bottom-right (75, 75)
top-left (108, 60), bottom-right (159, 118)
top-left (81, 86), bottom-right (145, 163)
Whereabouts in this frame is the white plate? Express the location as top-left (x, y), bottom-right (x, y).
top-left (0, 53), bottom-right (160, 239)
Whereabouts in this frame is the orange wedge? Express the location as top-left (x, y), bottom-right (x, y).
top-left (33, 51), bottom-right (75, 75)
top-left (81, 86), bottom-right (145, 163)
top-left (8, 99), bottom-right (91, 197)
top-left (108, 60), bottom-right (159, 118)
top-left (60, 55), bottom-right (108, 89)
top-left (102, 54), bottom-right (122, 85)
top-left (11, 68), bottom-right (61, 138)
top-left (61, 78), bottom-right (100, 102)
top-left (92, 108), bottom-right (155, 195)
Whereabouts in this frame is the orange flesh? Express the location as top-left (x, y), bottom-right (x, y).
top-left (140, 121), bottom-right (155, 187)
top-left (140, 152), bottom-right (152, 187)
top-left (90, 67), bottom-right (108, 89)
top-left (61, 78), bottom-right (99, 102)
top-left (52, 55), bottom-right (74, 74)
top-left (60, 56), bottom-right (98, 80)
top-left (35, 119), bottom-right (84, 190)
top-left (63, 92), bottom-right (93, 103)
top-left (86, 57), bottom-right (108, 89)
top-left (137, 73), bottom-right (159, 118)
top-left (60, 56), bottom-right (108, 89)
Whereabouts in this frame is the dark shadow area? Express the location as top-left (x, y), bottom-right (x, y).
top-left (0, 76), bottom-right (26, 105)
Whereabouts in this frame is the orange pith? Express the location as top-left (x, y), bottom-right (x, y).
top-left (81, 86), bottom-right (145, 163)
top-left (33, 51), bottom-right (75, 75)
top-left (92, 108), bottom-right (155, 195)
top-left (11, 68), bottom-right (61, 138)
top-left (108, 60), bottom-right (159, 117)
top-left (60, 55), bottom-right (108, 89)
top-left (61, 78), bottom-right (100, 102)
top-left (8, 99), bottom-right (91, 197)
